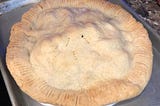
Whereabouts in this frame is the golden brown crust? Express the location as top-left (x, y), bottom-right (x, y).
top-left (6, 0), bottom-right (153, 106)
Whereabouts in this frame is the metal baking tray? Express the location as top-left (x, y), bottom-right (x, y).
top-left (0, 0), bottom-right (160, 106)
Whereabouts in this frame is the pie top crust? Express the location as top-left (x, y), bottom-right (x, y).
top-left (6, 0), bottom-right (153, 106)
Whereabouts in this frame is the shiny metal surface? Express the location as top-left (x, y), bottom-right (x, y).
top-left (0, 0), bottom-right (160, 106)
top-left (0, 0), bottom-right (40, 15)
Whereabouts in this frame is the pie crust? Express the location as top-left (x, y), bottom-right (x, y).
top-left (6, 0), bottom-right (153, 106)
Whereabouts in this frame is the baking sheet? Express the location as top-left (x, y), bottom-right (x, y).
top-left (0, 0), bottom-right (160, 106)
top-left (0, 0), bottom-right (40, 15)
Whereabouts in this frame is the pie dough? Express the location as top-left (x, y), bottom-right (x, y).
top-left (6, 0), bottom-right (153, 106)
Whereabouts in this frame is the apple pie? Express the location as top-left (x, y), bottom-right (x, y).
top-left (6, 0), bottom-right (153, 106)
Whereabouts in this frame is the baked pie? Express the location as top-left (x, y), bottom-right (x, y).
top-left (6, 0), bottom-right (153, 106)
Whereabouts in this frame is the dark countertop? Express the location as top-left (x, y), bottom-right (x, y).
top-left (0, 71), bottom-right (11, 106)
